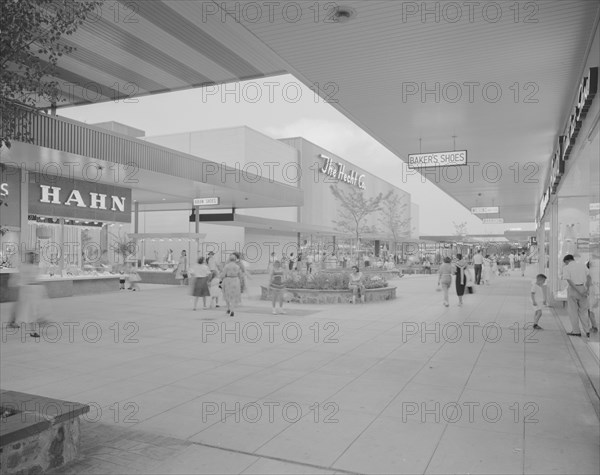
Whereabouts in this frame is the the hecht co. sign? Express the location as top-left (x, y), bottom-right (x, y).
top-left (29, 173), bottom-right (131, 223)
top-left (319, 154), bottom-right (366, 190)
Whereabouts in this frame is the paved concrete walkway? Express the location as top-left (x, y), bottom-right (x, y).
top-left (1, 269), bottom-right (599, 474)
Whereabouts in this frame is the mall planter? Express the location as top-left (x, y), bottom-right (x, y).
top-left (260, 285), bottom-right (396, 304)
top-left (0, 390), bottom-right (89, 474)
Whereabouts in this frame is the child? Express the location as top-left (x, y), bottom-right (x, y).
top-left (119, 270), bottom-right (126, 290)
top-left (269, 260), bottom-right (286, 314)
top-left (128, 266), bottom-right (141, 291)
top-left (210, 275), bottom-right (222, 308)
top-left (531, 274), bottom-right (548, 329)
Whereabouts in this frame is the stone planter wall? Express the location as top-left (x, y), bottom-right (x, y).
top-left (0, 390), bottom-right (89, 474)
top-left (261, 286), bottom-right (396, 304)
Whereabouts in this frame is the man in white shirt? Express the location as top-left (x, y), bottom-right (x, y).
top-left (562, 254), bottom-right (591, 337)
top-left (508, 252), bottom-right (515, 270)
top-left (473, 250), bottom-right (483, 285)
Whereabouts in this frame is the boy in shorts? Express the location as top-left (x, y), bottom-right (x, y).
top-left (531, 274), bottom-right (548, 330)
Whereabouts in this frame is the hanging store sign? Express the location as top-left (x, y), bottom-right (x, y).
top-left (319, 154), bottom-right (366, 190)
top-left (562, 66), bottom-right (598, 161)
top-left (29, 172), bottom-right (131, 223)
top-left (471, 207), bottom-right (499, 214)
top-left (408, 150), bottom-right (467, 168)
top-left (537, 67), bottom-right (597, 222)
top-left (193, 197), bottom-right (220, 206)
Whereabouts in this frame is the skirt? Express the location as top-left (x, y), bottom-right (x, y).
top-left (192, 276), bottom-right (210, 297)
top-left (222, 276), bottom-right (242, 305)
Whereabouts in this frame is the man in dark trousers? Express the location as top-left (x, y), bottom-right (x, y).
top-left (473, 250), bottom-right (483, 285)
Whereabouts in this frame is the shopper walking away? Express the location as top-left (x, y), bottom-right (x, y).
top-left (269, 260), bottom-right (287, 314)
top-left (531, 274), bottom-right (548, 329)
top-left (175, 250), bottom-right (188, 285)
top-left (221, 254), bottom-right (242, 317)
top-left (473, 250), bottom-right (483, 284)
top-left (509, 252), bottom-right (515, 271)
top-left (437, 257), bottom-right (453, 307)
top-left (519, 252), bottom-right (527, 276)
top-left (562, 254), bottom-right (591, 337)
top-left (454, 254), bottom-right (467, 306)
top-left (190, 257), bottom-right (211, 310)
top-left (8, 252), bottom-right (48, 337)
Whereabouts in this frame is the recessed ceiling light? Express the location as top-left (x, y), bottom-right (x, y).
top-left (329, 5), bottom-right (357, 23)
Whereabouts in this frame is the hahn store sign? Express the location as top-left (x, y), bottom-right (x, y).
top-left (319, 154), bottom-right (366, 190)
top-left (29, 173), bottom-right (131, 223)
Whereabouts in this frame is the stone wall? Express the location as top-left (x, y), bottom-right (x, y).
top-left (261, 286), bottom-right (396, 304)
top-left (0, 418), bottom-right (80, 474)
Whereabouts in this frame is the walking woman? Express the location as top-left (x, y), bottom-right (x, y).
top-left (220, 254), bottom-right (242, 317)
top-left (175, 250), bottom-right (188, 285)
top-left (189, 257), bottom-right (210, 310)
top-left (437, 257), bottom-right (453, 307)
top-left (269, 260), bottom-right (286, 314)
top-left (454, 253), bottom-right (468, 306)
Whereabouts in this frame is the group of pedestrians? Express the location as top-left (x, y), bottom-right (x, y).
top-left (187, 252), bottom-right (247, 316)
top-left (437, 253), bottom-right (472, 307)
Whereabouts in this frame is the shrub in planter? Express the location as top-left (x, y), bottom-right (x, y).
top-left (283, 271), bottom-right (387, 290)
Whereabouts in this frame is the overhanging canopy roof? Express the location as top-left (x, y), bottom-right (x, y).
top-left (33, 1), bottom-right (600, 223)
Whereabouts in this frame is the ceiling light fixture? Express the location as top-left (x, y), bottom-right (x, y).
top-left (329, 5), bottom-right (357, 23)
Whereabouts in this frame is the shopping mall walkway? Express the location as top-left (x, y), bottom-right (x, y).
top-left (1, 269), bottom-right (599, 474)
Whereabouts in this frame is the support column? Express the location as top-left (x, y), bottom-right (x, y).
top-left (134, 201), bottom-right (139, 267)
top-left (58, 218), bottom-right (64, 277)
top-left (19, 168), bottom-right (29, 255)
top-left (195, 205), bottom-right (200, 259)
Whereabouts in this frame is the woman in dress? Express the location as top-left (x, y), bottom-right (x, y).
top-left (174, 250), bottom-right (188, 285)
top-left (189, 257), bottom-right (210, 310)
top-left (437, 257), bottom-right (453, 307)
top-left (220, 254), bottom-right (242, 317)
top-left (269, 260), bottom-right (286, 314)
top-left (348, 265), bottom-right (366, 304)
top-left (482, 254), bottom-right (492, 285)
top-left (454, 253), bottom-right (467, 306)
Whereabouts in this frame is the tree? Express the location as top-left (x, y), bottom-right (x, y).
top-left (330, 185), bottom-right (391, 257)
top-left (453, 221), bottom-right (468, 238)
top-left (378, 192), bottom-right (410, 257)
top-left (1, 0), bottom-right (101, 148)
top-left (109, 231), bottom-right (136, 266)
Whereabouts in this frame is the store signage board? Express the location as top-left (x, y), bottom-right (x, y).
top-left (29, 172), bottom-right (131, 223)
top-left (483, 218), bottom-right (504, 224)
top-left (408, 150), bottom-right (467, 168)
top-left (319, 154), bottom-right (366, 190)
top-left (471, 207), bottom-right (499, 214)
top-left (562, 67), bottom-right (598, 161)
top-left (193, 197), bottom-right (219, 206)
top-left (0, 165), bottom-right (21, 227)
top-left (538, 67), bottom-right (598, 222)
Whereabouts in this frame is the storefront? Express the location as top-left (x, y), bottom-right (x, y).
top-left (1, 111), bottom-right (303, 298)
top-left (537, 39), bottom-right (599, 311)
top-left (143, 129), bottom-right (417, 271)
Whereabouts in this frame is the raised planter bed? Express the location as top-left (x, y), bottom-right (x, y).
top-left (261, 285), bottom-right (396, 304)
top-left (0, 390), bottom-right (89, 474)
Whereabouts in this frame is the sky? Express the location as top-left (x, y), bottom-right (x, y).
top-left (58, 73), bottom-right (492, 236)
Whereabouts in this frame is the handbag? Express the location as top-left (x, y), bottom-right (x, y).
top-left (467, 286), bottom-right (474, 294)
